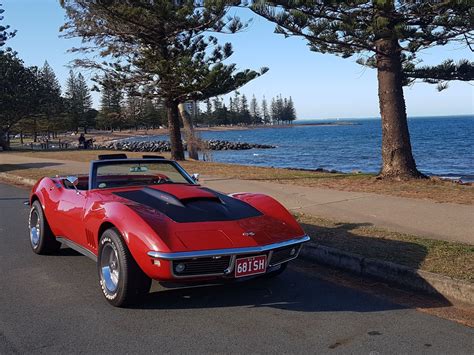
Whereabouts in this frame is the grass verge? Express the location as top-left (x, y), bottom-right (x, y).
top-left (297, 213), bottom-right (474, 283)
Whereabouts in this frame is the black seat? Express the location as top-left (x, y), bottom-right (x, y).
top-left (98, 153), bottom-right (128, 160)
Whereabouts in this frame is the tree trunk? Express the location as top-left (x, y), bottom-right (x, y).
top-left (375, 38), bottom-right (424, 179)
top-left (166, 100), bottom-right (185, 161)
top-left (33, 118), bottom-right (38, 143)
top-left (0, 128), bottom-right (10, 150)
top-left (178, 102), bottom-right (199, 160)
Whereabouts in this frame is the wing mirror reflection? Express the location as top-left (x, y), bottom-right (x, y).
top-left (66, 176), bottom-right (80, 194)
top-left (191, 173), bottom-right (200, 183)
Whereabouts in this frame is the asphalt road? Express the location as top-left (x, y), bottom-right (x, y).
top-left (0, 183), bottom-right (472, 354)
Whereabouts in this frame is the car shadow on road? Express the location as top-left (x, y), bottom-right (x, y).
top-left (135, 265), bottom-right (451, 314)
top-left (135, 267), bottom-right (408, 312)
top-left (56, 247), bottom-right (85, 257)
top-left (132, 220), bottom-right (454, 312)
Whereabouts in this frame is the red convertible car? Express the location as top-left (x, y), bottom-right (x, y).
top-left (28, 154), bottom-right (309, 307)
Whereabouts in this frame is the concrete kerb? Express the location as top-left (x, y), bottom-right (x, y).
top-left (0, 173), bottom-right (36, 187)
top-left (300, 243), bottom-right (474, 305)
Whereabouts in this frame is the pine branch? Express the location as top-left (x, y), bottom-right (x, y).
top-left (403, 59), bottom-right (474, 91)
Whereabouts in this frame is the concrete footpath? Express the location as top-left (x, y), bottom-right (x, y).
top-left (1, 154), bottom-right (473, 245)
top-left (205, 177), bottom-right (474, 245)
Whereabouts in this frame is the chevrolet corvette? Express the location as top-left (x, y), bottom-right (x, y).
top-left (28, 154), bottom-right (310, 307)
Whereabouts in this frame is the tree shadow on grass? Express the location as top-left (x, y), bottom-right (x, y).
top-left (300, 221), bottom-right (430, 270)
top-left (0, 162), bottom-right (63, 173)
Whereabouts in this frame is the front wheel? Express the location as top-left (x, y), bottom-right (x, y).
top-left (98, 228), bottom-right (151, 307)
top-left (29, 200), bottom-right (61, 254)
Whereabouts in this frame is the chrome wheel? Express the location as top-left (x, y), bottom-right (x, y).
top-left (29, 209), bottom-right (40, 248)
top-left (98, 228), bottom-right (152, 307)
top-left (100, 244), bottom-right (120, 294)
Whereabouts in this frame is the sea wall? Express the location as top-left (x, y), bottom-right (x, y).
top-left (96, 140), bottom-right (275, 152)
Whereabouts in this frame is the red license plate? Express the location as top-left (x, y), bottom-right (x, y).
top-left (235, 255), bottom-right (267, 278)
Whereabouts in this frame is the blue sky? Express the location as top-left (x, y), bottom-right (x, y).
top-left (3, 0), bottom-right (473, 119)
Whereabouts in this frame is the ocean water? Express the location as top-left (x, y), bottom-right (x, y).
top-left (129, 115), bottom-right (474, 181)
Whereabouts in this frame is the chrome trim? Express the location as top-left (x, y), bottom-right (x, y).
top-left (100, 243), bottom-right (120, 293)
top-left (268, 244), bottom-right (303, 267)
top-left (56, 237), bottom-right (97, 262)
top-left (224, 255), bottom-right (237, 275)
top-left (170, 257), bottom-right (233, 279)
top-left (29, 207), bottom-right (41, 249)
top-left (171, 263), bottom-right (229, 279)
top-left (147, 235), bottom-right (310, 260)
top-left (267, 250), bottom-right (274, 267)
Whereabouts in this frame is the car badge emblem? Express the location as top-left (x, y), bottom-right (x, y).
top-left (242, 231), bottom-right (255, 237)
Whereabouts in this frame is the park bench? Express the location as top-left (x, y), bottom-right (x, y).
top-left (29, 139), bottom-right (70, 150)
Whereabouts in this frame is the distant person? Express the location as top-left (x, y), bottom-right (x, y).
top-left (85, 138), bottom-right (94, 149)
top-left (78, 133), bottom-right (86, 149)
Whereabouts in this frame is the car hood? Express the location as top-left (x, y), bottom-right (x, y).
top-left (102, 185), bottom-right (301, 252)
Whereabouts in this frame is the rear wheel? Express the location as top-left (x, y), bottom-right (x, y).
top-left (29, 200), bottom-right (61, 254)
top-left (98, 228), bottom-right (151, 307)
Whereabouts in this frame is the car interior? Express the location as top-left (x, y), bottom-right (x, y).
top-left (62, 176), bottom-right (89, 190)
top-left (60, 155), bottom-right (186, 190)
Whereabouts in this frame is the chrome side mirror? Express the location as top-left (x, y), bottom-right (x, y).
top-left (191, 173), bottom-right (200, 182)
top-left (66, 176), bottom-right (80, 194)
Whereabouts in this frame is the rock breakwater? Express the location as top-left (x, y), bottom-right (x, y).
top-left (96, 139), bottom-right (275, 152)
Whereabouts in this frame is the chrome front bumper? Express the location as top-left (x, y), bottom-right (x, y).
top-left (147, 235), bottom-right (310, 278)
top-left (147, 235), bottom-right (310, 260)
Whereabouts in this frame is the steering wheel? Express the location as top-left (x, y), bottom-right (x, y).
top-left (152, 176), bottom-right (171, 184)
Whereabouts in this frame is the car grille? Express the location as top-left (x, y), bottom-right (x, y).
top-left (172, 256), bottom-right (231, 276)
top-left (269, 245), bottom-right (300, 266)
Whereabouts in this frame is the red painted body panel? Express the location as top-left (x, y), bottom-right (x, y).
top-left (30, 169), bottom-right (306, 282)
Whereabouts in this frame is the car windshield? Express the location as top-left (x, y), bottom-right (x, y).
top-left (94, 160), bottom-right (193, 189)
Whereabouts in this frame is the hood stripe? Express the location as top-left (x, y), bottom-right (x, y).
top-left (114, 187), bottom-right (262, 223)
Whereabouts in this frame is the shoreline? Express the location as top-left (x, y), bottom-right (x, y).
top-left (8, 118), bottom-right (472, 184)
top-left (78, 122), bottom-right (359, 142)
top-left (8, 121), bottom-right (360, 149)
top-left (10, 135), bottom-right (474, 184)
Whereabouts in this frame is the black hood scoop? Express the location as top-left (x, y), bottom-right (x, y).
top-left (114, 187), bottom-right (262, 223)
